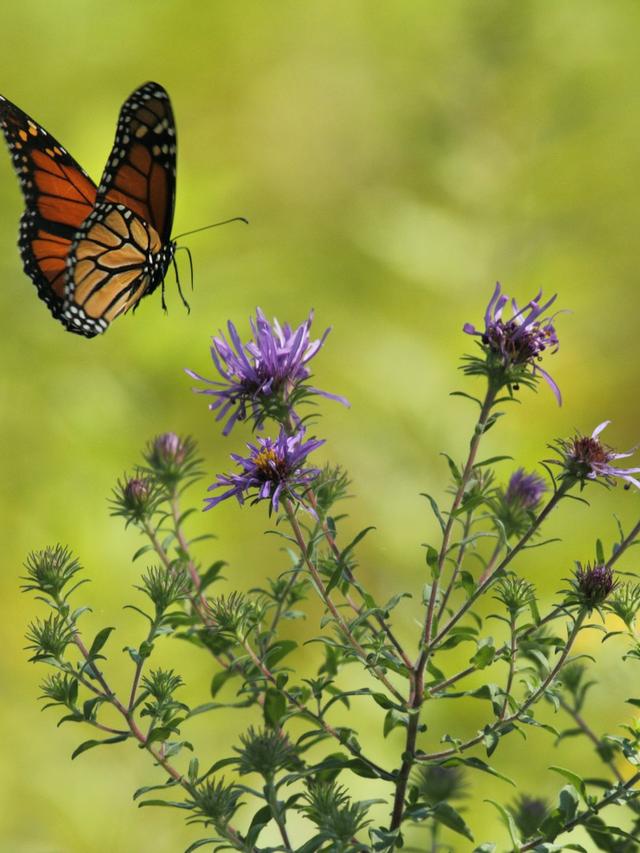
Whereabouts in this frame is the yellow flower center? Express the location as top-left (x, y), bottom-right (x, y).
top-left (254, 447), bottom-right (279, 475)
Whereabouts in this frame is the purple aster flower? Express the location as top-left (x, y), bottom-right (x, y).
top-left (463, 282), bottom-right (562, 403)
top-left (572, 562), bottom-right (617, 608)
top-left (206, 427), bottom-right (325, 513)
top-left (505, 468), bottom-right (547, 510)
top-left (557, 421), bottom-right (640, 489)
top-left (187, 308), bottom-right (348, 435)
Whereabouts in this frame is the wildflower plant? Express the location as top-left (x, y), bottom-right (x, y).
top-left (22, 292), bottom-right (640, 852)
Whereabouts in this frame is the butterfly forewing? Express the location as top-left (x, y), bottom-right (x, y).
top-left (63, 202), bottom-right (168, 337)
top-left (0, 94), bottom-right (97, 319)
top-left (97, 82), bottom-right (176, 245)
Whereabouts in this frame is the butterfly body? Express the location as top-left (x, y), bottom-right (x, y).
top-left (0, 82), bottom-right (177, 337)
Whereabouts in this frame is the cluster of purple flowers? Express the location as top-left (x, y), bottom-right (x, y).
top-left (190, 309), bottom-right (343, 512)
top-left (195, 290), bottom-right (638, 516)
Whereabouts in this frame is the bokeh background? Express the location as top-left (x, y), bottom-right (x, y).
top-left (2, 1), bottom-right (640, 850)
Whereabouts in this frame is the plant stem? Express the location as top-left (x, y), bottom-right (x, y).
top-left (390, 385), bottom-right (497, 832)
top-left (417, 613), bottom-right (585, 762)
top-left (68, 618), bottom-right (252, 851)
top-left (238, 634), bottom-right (391, 779)
top-left (499, 615), bottom-right (518, 720)
top-left (284, 499), bottom-right (405, 704)
top-left (430, 486), bottom-right (567, 651)
top-left (519, 771), bottom-right (640, 851)
top-left (436, 510), bottom-right (473, 622)
top-left (558, 696), bottom-right (625, 783)
top-left (307, 490), bottom-right (413, 671)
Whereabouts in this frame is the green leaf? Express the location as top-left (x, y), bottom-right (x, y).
top-left (371, 692), bottom-right (401, 711)
top-left (421, 493), bottom-right (446, 533)
top-left (71, 734), bottom-right (128, 759)
top-left (210, 669), bottom-right (233, 698)
top-left (87, 626), bottom-right (115, 659)
top-left (440, 453), bottom-right (461, 481)
top-left (383, 709), bottom-right (408, 738)
top-left (425, 545), bottom-right (440, 579)
top-left (549, 766), bottom-right (587, 804)
top-left (132, 544), bottom-right (153, 562)
top-left (199, 560), bottom-right (226, 591)
top-left (341, 526), bottom-right (376, 561)
top-left (263, 688), bottom-right (287, 728)
top-left (474, 455), bottom-right (512, 468)
top-left (557, 784), bottom-right (580, 823)
top-left (264, 640), bottom-right (298, 668)
top-left (444, 756), bottom-right (515, 787)
top-left (431, 802), bottom-right (473, 841)
top-left (485, 799), bottom-right (522, 849)
top-left (470, 637), bottom-right (495, 669)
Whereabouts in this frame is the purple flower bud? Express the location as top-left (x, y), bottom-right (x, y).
top-left (125, 477), bottom-right (151, 507)
top-left (505, 469), bottom-right (547, 510)
top-left (153, 432), bottom-right (185, 465)
top-left (574, 562), bottom-right (617, 608)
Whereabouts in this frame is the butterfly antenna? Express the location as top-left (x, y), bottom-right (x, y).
top-left (172, 253), bottom-right (191, 313)
top-left (173, 216), bottom-right (249, 242)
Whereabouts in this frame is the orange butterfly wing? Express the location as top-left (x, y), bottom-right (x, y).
top-left (98, 81), bottom-right (176, 245)
top-left (63, 201), bottom-right (173, 337)
top-left (0, 94), bottom-right (97, 320)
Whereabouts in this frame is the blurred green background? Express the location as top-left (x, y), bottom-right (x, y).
top-left (2, 1), bottom-right (640, 850)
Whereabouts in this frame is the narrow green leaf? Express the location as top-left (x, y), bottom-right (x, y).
top-left (87, 626), bottom-right (115, 659)
top-left (421, 493), bottom-right (446, 533)
top-left (549, 766), bottom-right (587, 804)
top-left (485, 799), bottom-right (522, 849)
top-left (263, 688), bottom-right (286, 728)
top-left (71, 734), bottom-right (128, 760)
top-left (431, 802), bottom-right (473, 841)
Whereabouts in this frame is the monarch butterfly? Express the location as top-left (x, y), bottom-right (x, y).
top-left (0, 81), bottom-right (178, 337)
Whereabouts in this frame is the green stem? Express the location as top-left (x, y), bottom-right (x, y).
top-left (519, 771), bottom-right (640, 851)
top-left (284, 499), bottom-right (405, 704)
top-left (417, 613), bottom-right (585, 762)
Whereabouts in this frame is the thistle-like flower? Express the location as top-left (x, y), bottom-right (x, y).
top-left (301, 782), bottom-right (371, 844)
top-left (206, 427), bottom-right (325, 513)
top-left (607, 582), bottom-right (640, 630)
top-left (21, 545), bottom-right (82, 599)
top-left (567, 561), bottom-right (618, 610)
top-left (552, 421), bottom-right (640, 489)
top-left (235, 727), bottom-right (301, 777)
top-left (187, 308), bottom-right (347, 435)
top-left (463, 283), bottom-right (561, 403)
top-left (494, 576), bottom-right (537, 619)
top-left (143, 433), bottom-right (202, 492)
top-left (186, 778), bottom-right (244, 829)
top-left (510, 794), bottom-right (550, 840)
top-left (412, 763), bottom-right (468, 805)
top-left (111, 474), bottom-right (161, 525)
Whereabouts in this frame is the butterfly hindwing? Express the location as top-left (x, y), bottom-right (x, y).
top-left (63, 201), bottom-right (172, 338)
top-left (98, 82), bottom-right (176, 246)
top-left (0, 94), bottom-right (98, 319)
